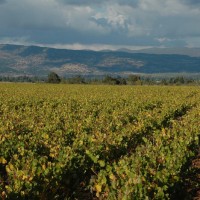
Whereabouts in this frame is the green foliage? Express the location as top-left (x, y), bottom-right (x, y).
top-left (0, 84), bottom-right (199, 199)
top-left (47, 72), bottom-right (61, 83)
top-left (103, 75), bottom-right (127, 85)
top-left (0, 74), bottom-right (199, 85)
top-left (65, 75), bottom-right (86, 84)
top-left (127, 74), bottom-right (141, 85)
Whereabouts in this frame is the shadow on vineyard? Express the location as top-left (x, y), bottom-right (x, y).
top-left (96, 104), bottom-right (192, 164)
top-left (169, 140), bottom-right (200, 200)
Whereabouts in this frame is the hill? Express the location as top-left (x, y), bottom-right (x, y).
top-left (118, 47), bottom-right (200, 57)
top-left (0, 44), bottom-right (200, 77)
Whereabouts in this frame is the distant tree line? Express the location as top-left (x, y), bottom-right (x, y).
top-left (0, 72), bottom-right (199, 85)
top-left (62, 74), bottom-right (198, 85)
top-left (0, 76), bottom-right (45, 83)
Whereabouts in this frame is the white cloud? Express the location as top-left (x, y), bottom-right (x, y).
top-left (104, 6), bottom-right (128, 29)
top-left (156, 37), bottom-right (172, 43)
top-left (63, 5), bottom-right (109, 34)
top-left (36, 43), bottom-right (153, 51)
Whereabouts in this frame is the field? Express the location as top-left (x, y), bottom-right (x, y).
top-left (0, 83), bottom-right (199, 199)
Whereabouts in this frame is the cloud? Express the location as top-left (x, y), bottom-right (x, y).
top-left (93, 5), bottom-right (130, 31)
top-left (58, 0), bottom-right (139, 6)
top-left (0, 0), bottom-right (67, 30)
top-left (43, 43), bottom-right (152, 51)
top-left (0, 0), bottom-right (200, 49)
top-left (0, 36), bottom-right (31, 45)
top-left (58, 0), bottom-right (102, 5)
top-left (185, 36), bottom-right (200, 47)
top-left (0, 36), bottom-right (153, 51)
top-left (182, 0), bottom-right (200, 6)
top-left (0, 0), bottom-right (6, 4)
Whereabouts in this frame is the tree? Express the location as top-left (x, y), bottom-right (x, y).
top-left (66, 75), bottom-right (86, 84)
top-left (127, 75), bottom-right (141, 85)
top-left (47, 72), bottom-right (61, 83)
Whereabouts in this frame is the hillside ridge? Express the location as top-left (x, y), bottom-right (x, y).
top-left (0, 44), bottom-right (200, 77)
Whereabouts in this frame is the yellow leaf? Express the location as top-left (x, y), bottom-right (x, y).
top-left (95, 184), bottom-right (102, 193)
top-left (0, 157), bottom-right (7, 164)
top-left (21, 191), bottom-right (25, 196)
top-left (6, 166), bottom-right (10, 173)
top-left (99, 160), bottom-right (105, 167)
top-left (22, 175), bottom-right (27, 180)
top-left (42, 164), bottom-right (46, 170)
top-left (9, 164), bottom-right (14, 170)
top-left (109, 173), bottom-right (115, 181)
top-left (43, 133), bottom-right (49, 139)
top-left (50, 153), bottom-right (55, 158)
top-left (13, 154), bottom-right (18, 160)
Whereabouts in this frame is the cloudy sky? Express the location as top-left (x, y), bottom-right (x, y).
top-left (0, 0), bottom-right (200, 50)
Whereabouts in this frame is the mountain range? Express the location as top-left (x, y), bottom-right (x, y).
top-left (0, 44), bottom-right (200, 77)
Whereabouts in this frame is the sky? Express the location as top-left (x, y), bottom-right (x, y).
top-left (0, 0), bottom-right (200, 50)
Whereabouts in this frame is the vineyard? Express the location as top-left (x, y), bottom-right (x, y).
top-left (0, 83), bottom-right (199, 199)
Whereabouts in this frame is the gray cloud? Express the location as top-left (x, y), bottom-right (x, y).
top-left (0, 0), bottom-right (6, 4)
top-left (58, 0), bottom-right (139, 7)
top-left (182, 0), bottom-right (200, 5)
top-left (58, 0), bottom-right (200, 7)
top-left (0, 0), bottom-right (200, 49)
top-left (58, 0), bottom-right (101, 5)
top-left (0, 0), bottom-right (67, 30)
